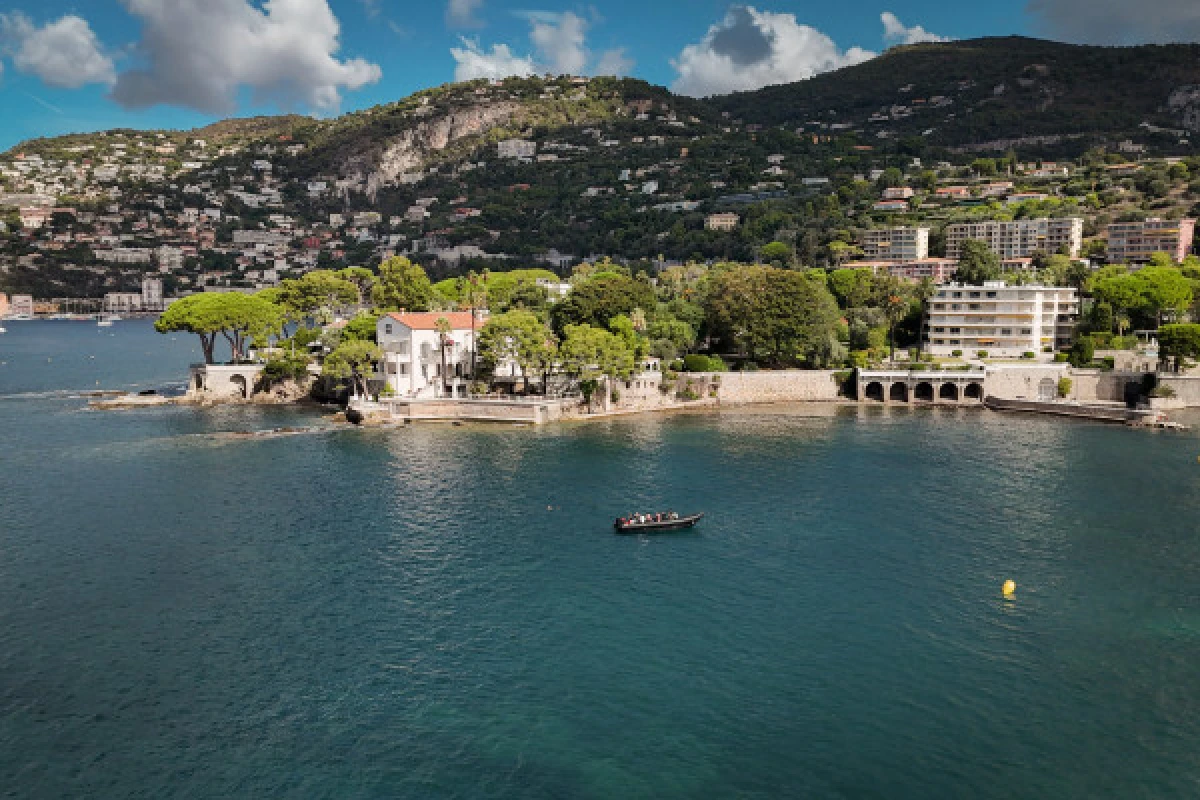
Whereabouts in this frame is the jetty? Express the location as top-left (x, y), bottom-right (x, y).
top-left (984, 396), bottom-right (1167, 425)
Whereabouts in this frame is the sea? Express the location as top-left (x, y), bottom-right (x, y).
top-left (2, 318), bottom-right (1200, 798)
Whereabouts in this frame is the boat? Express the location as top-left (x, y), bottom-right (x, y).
top-left (614, 512), bottom-right (704, 533)
top-left (0, 326), bottom-right (6, 334)
top-left (97, 314), bottom-right (118, 327)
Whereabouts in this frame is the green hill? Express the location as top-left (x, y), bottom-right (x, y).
top-left (712, 36), bottom-right (1200, 147)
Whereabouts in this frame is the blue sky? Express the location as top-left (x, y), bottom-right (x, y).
top-left (0, 0), bottom-right (1195, 150)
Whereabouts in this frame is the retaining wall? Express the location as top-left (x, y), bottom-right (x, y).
top-left (699, 370), bottom-right (842, 404)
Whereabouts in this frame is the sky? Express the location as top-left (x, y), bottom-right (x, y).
top-left (0, 0), bottom-right (1198, 150)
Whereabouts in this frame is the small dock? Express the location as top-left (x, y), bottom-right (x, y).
top-left (984, 396), bottom-right (1167, 426)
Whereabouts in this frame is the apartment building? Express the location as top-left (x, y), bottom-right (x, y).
top-left (1106, 218), bottom-right (1196, 264)
top-left (945, 218), bottom-right (1083, 260)
top-left (860, 226), bottom-right (930, 262)
top-left (497, 139), bottom-right (537, 160)
top-left (705, 212), bottom-right (740, 232)
top-left (924, 282), bottom-right (1078, 358)
top-left (888, 258), bottom-right (958, 283)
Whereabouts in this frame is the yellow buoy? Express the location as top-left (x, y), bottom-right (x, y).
top-left (1002, 580), bottom-right (1016, 598)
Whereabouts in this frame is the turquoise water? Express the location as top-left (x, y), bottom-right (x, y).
top-left (3, 320), bottom-right (1200, 797)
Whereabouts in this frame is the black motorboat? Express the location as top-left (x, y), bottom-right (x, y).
top-left (614, 513), bottom-right (704, 533)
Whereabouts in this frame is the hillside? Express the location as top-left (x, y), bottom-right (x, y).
top-left (2, 39), bottom-right (1199, 300)
top-left (713, 37), bottom-right (1200, 149)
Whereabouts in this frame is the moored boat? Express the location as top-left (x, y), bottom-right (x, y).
top-left (614, 512), bottom-right (704, 533)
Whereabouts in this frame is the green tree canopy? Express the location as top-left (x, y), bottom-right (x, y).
top-left (827, 268), bottom-right (875, 309)
top-left (1157, 323), bottom-right (1200, 371)
top-left (559, 324), bottom-right (636, 384)
top-left (955, 239), bottom-right (1002, 285)
top-left (277, 269), bottom-right (359, 326)
top-left (478, 310), bottom-right (558, 392)
top-left (704, 264), bottom-right (840, 366)
top-left (322, 339), bottom-right (382, 398)
top-left (155, 291), bottom-right (283, 364)
top-left (550, 272), bottom-right (656, 333)
top-left (372, 256), bottom-right (433, 312)
top-left (1133, 266), bottom-right (1193, 325)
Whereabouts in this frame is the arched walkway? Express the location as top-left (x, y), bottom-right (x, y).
top-left (865, 381), bottom-right (885, 402)
top-left (913, 382), bottom-right (934, 402)
top-left (939, 383), bottom-right (959, 402)
top-left (230, 374), bottom-right (248, 399)
top-left (889, 382), bottom-right (909, 403)
top-left (964, 382), bottom-right (984, 402)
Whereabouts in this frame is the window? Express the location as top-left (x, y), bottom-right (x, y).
top-left (968, 304), bottom-right (981, 311)
top-left (951, 303), bottom-right (961, 311)
top-left (969, 292), bottom-right (981, 299)
top-left (1021, 329), bottom-right (1032, 335)
top-left (949, 328), bottom-right (960, 334)
top-left (933, 327), bottom-right (945, 333)
top-left (952, 291), bottom-right (962, 298)
top-left (384, 323), bottom-right (393, 334)
top-left (933, 303), bottom-right (945, 310)
top-left (1001, 328), bottom-right (1012, 335)
top-left (986, 292), bottom-right (997, 298)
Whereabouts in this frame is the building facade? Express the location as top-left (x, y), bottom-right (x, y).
top-left (1106, 218), bottom-right (1196, 264)
top-left (9, 294), bottom-right (34, 317)
top-left (104, 293), bottom-right (143, 313)
top-left (376, 311), bottom-right (483, 399)
top-left (860, 226), bottom-right (930, 262)
top-left (497, 139), bottom-right (537, 160)
top-left (705, 213), bottom-right (740, 231)
top-left (945, 218), bottom-right (1083, 260)
top-left (924, 282), bottom-right (1078, 358)
top-left (141, 277), bottom-right (164, 311)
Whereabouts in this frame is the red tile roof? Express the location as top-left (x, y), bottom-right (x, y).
top-left (385, 311), bottom-right (479, 331)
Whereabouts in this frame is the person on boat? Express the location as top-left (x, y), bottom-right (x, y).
top-left (669, 511), bottom-right (678, 520)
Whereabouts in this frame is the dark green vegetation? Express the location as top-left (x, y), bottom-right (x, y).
top-left (714, 37), bottom-right (1200, 149)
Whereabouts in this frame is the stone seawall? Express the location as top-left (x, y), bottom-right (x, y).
top-left (699, 370), bottom-right (843, 405)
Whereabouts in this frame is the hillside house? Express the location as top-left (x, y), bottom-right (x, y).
top-left (376, 311), bottom-right (484, 399)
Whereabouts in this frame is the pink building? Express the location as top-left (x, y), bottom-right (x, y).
top-left (1107, 218), bottom-right (1196, 264)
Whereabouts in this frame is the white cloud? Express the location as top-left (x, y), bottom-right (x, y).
top-left (881, 12), bottom-right (949, 45)
top-left (529, 11), bottom-right (588, 75)
top-left (450, 37), bottom-right (537, 81)
top-left (446, 0), bottom-right (485, 29)
top-left (110, 0), bottom-right (381, 115)
top-left (671, 5), bottom-right (874, 97)
top-left (595, 48), bottom-right (633, 77)
top-left (450, 10), bottom-right (634, 80)
top-left (0, 12), bottom-right (116, 89)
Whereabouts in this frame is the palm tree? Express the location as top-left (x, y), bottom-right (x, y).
top-left (462, 271), bottom-right (488, 382)
top-left (434, 316), bottom-right (452, 397)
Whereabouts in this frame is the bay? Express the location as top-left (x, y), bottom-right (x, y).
top-left (2, 320), bottom-right (1200, 798)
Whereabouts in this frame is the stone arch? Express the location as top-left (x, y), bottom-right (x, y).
top-left (1038, 377), bottom-right (1057, 401)
top-left (964, 382), bottom-right (984, 402)
top-left (194, 371), bottom-right (205, 392)
top-left (914, 381), bottom-right (935, 402)
top-left (939, 383), bottom-right (959, 402)
top-left (230, 373), bottom-right (248, 399)
top-left (889, 382), bottom-right (909, 403)
top-left (864, 381), bottom-right (885, 402)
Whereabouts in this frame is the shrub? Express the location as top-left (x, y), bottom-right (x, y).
top-left (1150, 385), bottom-right (1177, 398)
top-left (610, 388), bottom-right (621, 404)
top-left (260, 356), bottom-right (310, 387)
top-left (1057, 377), bottom-right (1072, 398)
top-left (951, 349), bottom-right (963, 357)
top-left (1067, 336), bottom-right (1095, 368)
top-left (1054, 353), bottom-right (1069, 363)
top-left (1022, 351), bottom-right (1036, 359)
top-left (682, 354), bottom-right (726, 372)
top-left (976, 351), bottom-right (989, 359)
top-left (679, 386), bottom-right (701, 401)
top-left (1043, 346), bottom-right (1053, 353)
top-left (1102, 356), bottom-right (1115, 371)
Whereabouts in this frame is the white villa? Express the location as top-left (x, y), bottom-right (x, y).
top-left (376, 311), bottom-right (484, 398)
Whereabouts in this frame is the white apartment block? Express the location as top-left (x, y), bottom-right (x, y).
top-left (497, 139), bottom-right (537, 160)
top-left (860, 227), bottom-right (930, 262)
top-left (924, 282), bottom-right (1078, 358)
top-left (945, 218), bottom-right (1083, 260)
top-left (141, 277), bottom-right (164, 311)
